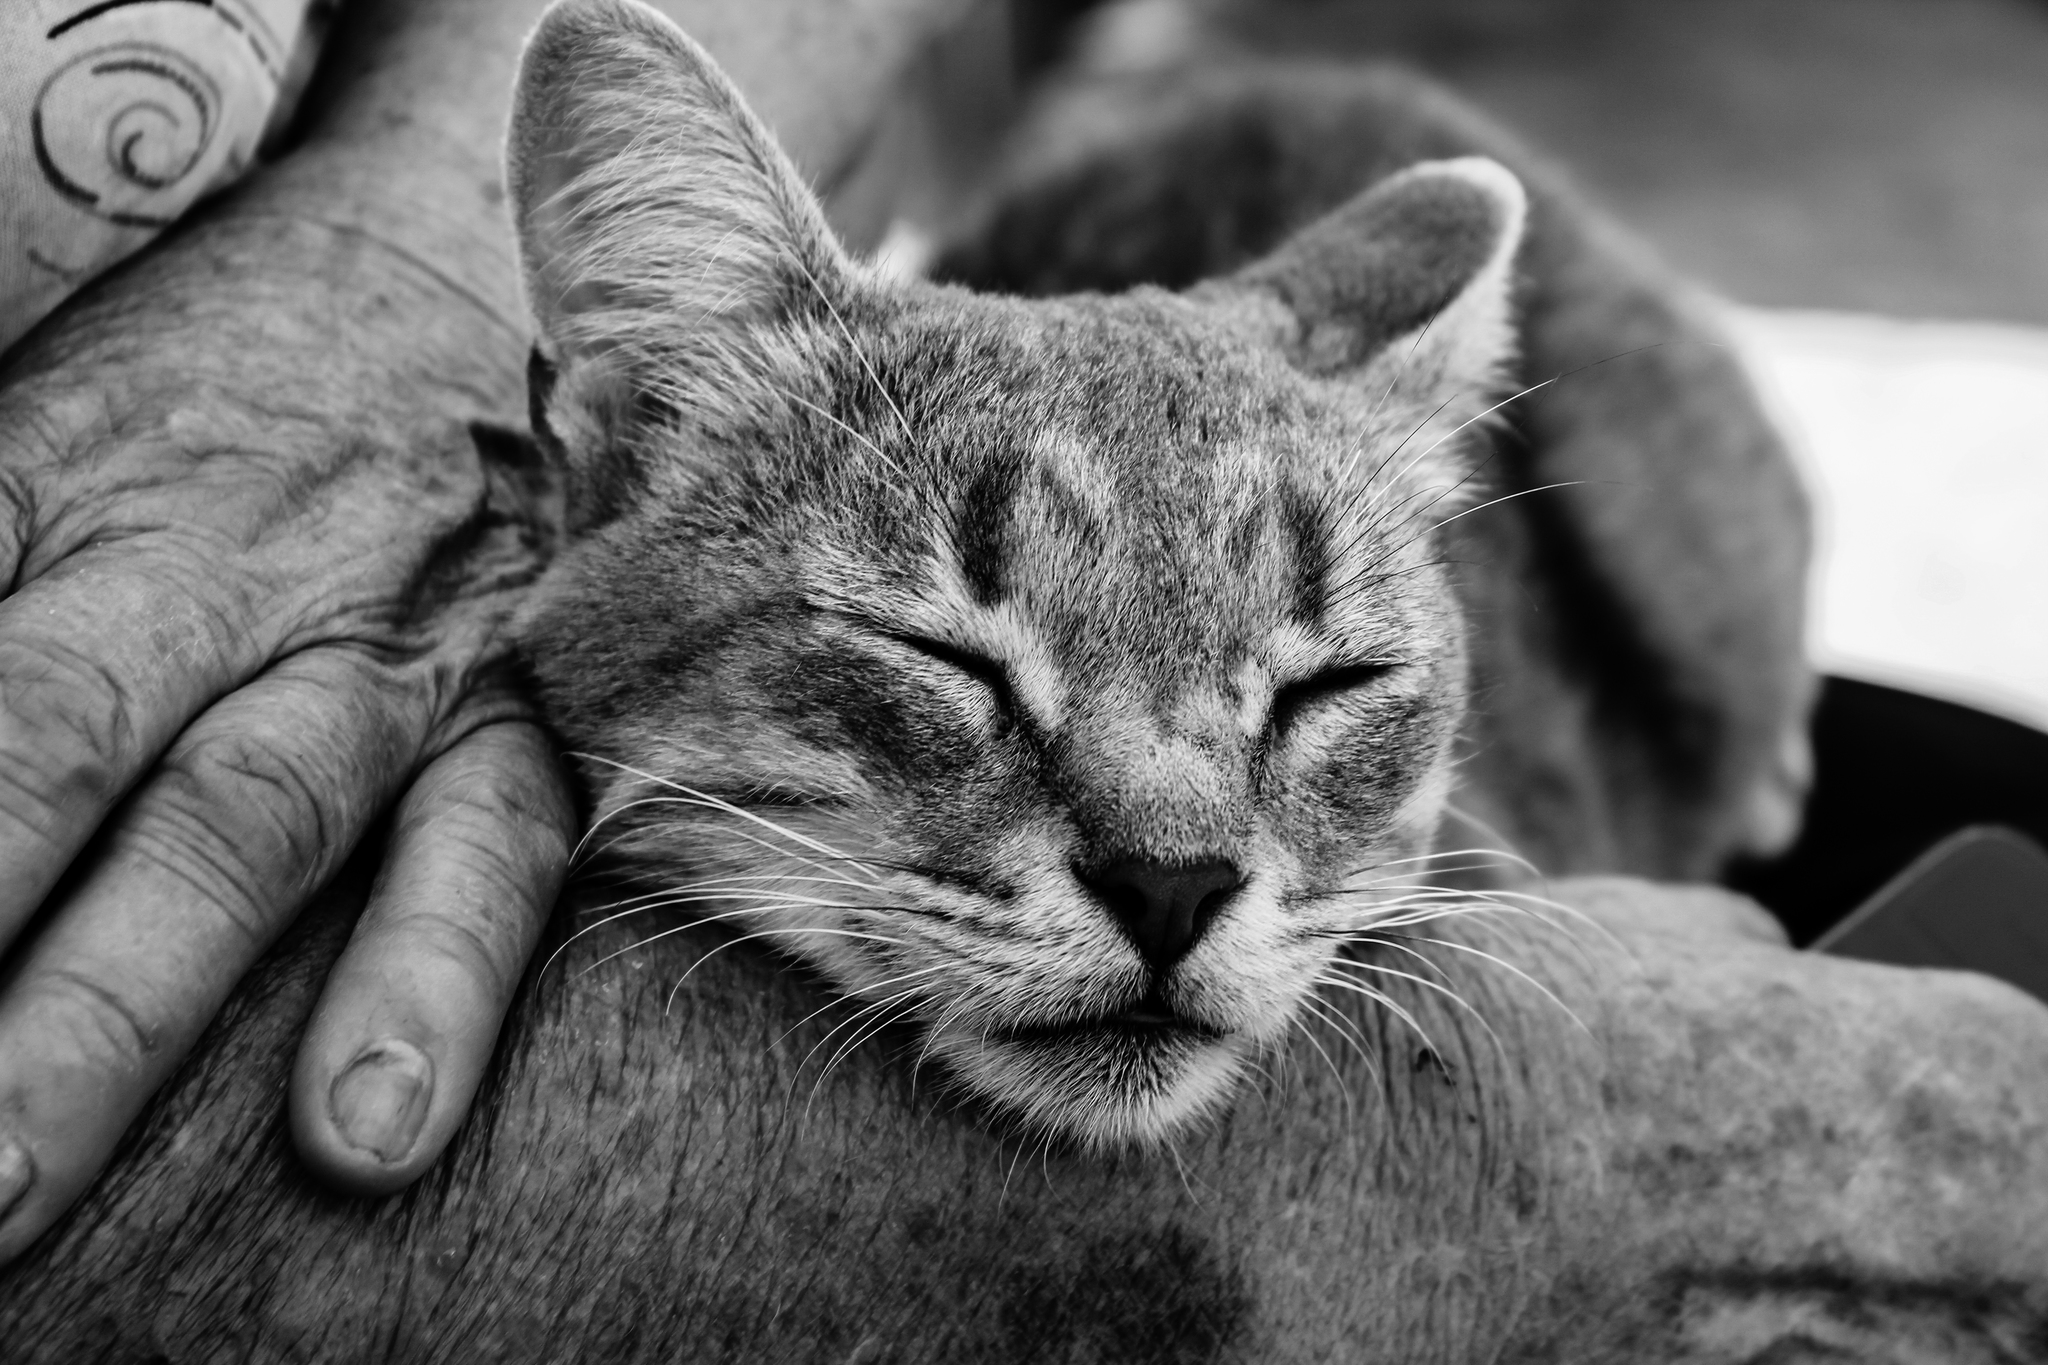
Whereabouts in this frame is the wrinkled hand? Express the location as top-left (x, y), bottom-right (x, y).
top-left (0, 215), bottom-right (577, 1262)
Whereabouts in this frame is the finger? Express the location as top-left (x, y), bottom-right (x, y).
top-left (291, 720), bottom-right (573, 1195)
top-left (0, 545), bottom-right (280, 948)
top-left (0, 644), bottom-right (425, 1264)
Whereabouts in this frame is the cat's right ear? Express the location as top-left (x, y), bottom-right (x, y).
top-left (506, 0), bottom-right (851, 519)
top-left (1219, 157), bottom-right (1526, 483)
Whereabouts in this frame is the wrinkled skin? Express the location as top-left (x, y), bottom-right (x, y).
top-left (3, 868), bottom-right (2045, 1362)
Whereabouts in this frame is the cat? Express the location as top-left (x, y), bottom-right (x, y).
top-left (505, 0), bottom-right (1806, 1150)
top-left (14, 9), bottom-right (2048, 1361)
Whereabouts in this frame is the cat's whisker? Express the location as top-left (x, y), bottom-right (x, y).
top-left (657, 923), bottom-right (918, 1013)
top-left (999, 1131), bottom-right (1032, 1207)
top-left (1343, 903), bottom-right (1539, 935)
top-left (1365, 931), bottom-right (1590, 1034)
top-left (1337, 885), bottom-right (1534, 909)
top-left (785, 252), bottom-right (919, 450)
top-left (1323, 954), bottom-right (1505, 1060)
top-left (813, 990), bottom-right (928, 1097)
top-left (1365, 365), bottom-right (1583, 514)
top-left (1325, 859), bottom-right (1521, 890)
top-left (572, 755), bottom-right (889, 882)
top-left (1344, 342), bottom-right (1688, 567)
top-left (802, 1000), bottom-right (917, 1122)
top-left (779, 387), bottom-right (912, 485)
top-left (571, 791), bottom-right (698, 867)
top-left (910, 995), bottom-right (977, 1091)
top-left (1330, 345), bottom-right (1683, 584)
top-left (1329, 878), bottom-right (1565, 913)
top-left (1441, 803), bottom-right (1527, 856)
top-left (541, 886), bottom-right (835, 982)
top-left (1350, 845), bottom-right (1532, 872)
top-left (621, 813), bottom-right (898, 904)
top-left (577, 873), bottom-right (877, 918)
top-left (1312, 972), bottom-right (1444, 1064)
top-left (1346, 466), bottom-right (1468, 545)
top-left (1325, 886), bottom-right (1531, 917)
top-left (676, 823), bottom-right (891, 893)
top-left (1358, 883), bottom-right (1609, 945)
top-left (572, 918), bottom-right (707, 982)
top-left (1037, 1130), bottom-right (1060, 1196)
top-left (798, 976), bottom-right (939, 1090)
top-left (1290, 998), bottom-right (1358, 1119)
top-left (775, 962), bottom-right (956, 1051)
top-left (1347, 392), bottom-right (1455, 510)
top-left (1352, 932), bottom-right (1457, 985)
top-left (1304, 990), bottom-right (1382, 1086)
top-left (1162, 1135), bottom-right (1201, 1205)
top-left (1332, 308), bottom-right (1443, 489)
top-left (782, 990), bottom-right (925, 1124)
top-left (1358, 480), bottom-right (1594, 585)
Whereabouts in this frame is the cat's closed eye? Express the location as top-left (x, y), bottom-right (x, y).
top-left (1269, 660), bottom-right (1402, 735)
top-left (887, 632), bottom-right (1018, 730)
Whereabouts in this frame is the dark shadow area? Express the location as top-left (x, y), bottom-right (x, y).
top-left (1730, 676), bottom-right (2048, 945)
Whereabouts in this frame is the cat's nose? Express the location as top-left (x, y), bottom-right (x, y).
top-left (1079, 857), bottom-right (1242, 969)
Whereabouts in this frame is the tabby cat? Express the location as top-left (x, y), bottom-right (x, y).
top-left (507, 0), bottom-right (1799, 1148)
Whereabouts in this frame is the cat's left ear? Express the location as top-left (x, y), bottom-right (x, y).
top-left (1219, 156), bottom-right (1526, 460)
top-left (505, 0), bottom-right (854, 517)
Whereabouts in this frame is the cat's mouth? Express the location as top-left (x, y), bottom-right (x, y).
top-left (929, 987), bottom-right (1253, 1146)
top-left (992, 993), bottom-right (1228, 1047)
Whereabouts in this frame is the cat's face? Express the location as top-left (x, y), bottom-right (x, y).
top-left (508, 0), bottom-right (1523, 1147)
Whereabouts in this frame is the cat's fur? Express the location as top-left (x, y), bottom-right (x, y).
top-left (507, 0), bottom-right (1808, 1150)
top-left (936, 50), bottom-right (1814, 887)
top-left (511, 0), bottom-right (1542, 1148)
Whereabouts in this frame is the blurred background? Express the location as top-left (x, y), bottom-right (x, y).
top-left (826, 0), bottom-right (2048, 935)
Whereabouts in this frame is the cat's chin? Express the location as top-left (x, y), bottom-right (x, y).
top-left (929, 1015), bottom-right (1253, 1150)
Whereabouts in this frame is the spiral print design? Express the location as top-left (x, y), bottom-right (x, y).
top-left (32, 42), bottom-right (221, 228)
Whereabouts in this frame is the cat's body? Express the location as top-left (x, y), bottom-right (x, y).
top-left (14, 6), bottom-right (2044, 1361)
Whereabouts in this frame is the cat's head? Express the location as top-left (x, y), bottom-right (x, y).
top-left (507, 0), bottom-right (1524, 1147)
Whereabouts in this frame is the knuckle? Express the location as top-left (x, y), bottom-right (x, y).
top-left (0, 462), bottom-right (34, 584)
top-left (118, 816), bottom-right (275, 951)
top-left (428, 748), bottom-right (572, 846)
top-left (406, 899), bottom-right (524, 1004)
top-left (148, 729), bottom-right (335, 903)
top-left (385, 816), bottom-right (551, 1002)
top-left (23, 964), bottom-right (166, 1079)
top-left (0, 635), bottom-right (139, 834)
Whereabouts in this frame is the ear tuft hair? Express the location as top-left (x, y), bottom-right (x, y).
top-left (505, 0), bottom-right (853, 520)
top-left (1222, 156), bottom-right (1526, 494)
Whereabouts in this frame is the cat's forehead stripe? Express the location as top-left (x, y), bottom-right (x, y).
top-left (1281, 485), bottom-right (1333, 628)
top-left (949, 429), bottom-right (1117, 607)
top-left (955, 461), bottom-right (1016, 608)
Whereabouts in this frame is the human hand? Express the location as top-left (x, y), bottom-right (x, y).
top-left (0, 203), bottom-right (577, 1263)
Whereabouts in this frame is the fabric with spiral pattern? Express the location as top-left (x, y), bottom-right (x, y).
top-left (0, 0), bottom-right (328, 356)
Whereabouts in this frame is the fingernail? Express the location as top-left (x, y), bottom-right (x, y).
top-left (0, 1138), bottom-right (33, 1223)
top-left (329, 1039), bottom-right (434, 1163)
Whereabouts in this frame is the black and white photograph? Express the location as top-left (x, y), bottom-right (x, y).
top-left (1, 0), bottom-right (2046, 1359)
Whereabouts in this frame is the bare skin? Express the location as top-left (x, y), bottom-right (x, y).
top-left (0, 0), bottom-right (961, 1264)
